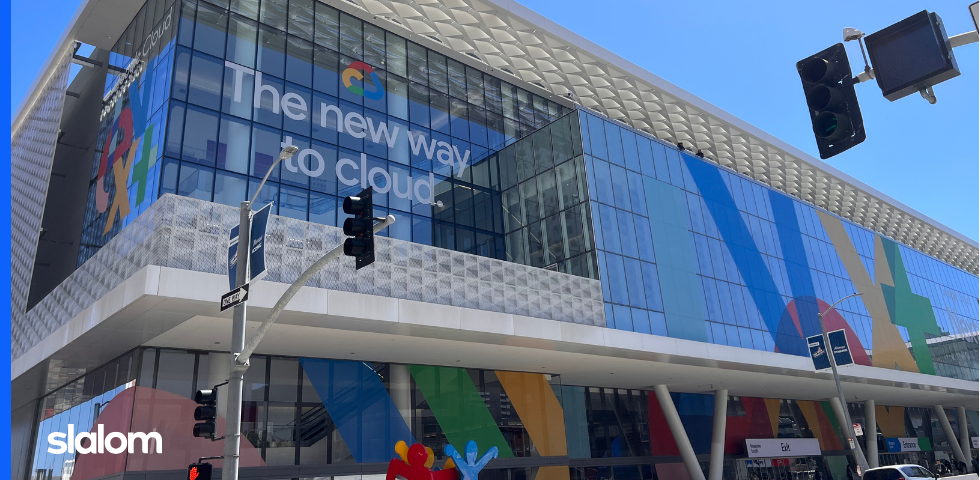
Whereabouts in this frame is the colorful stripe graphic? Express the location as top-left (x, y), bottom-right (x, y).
top-left (299, 358), bottom-right (415, 463)
top-left (409, 365), bottom-right (514, 458)
top-left (342, 61), bottom-right (385, 100)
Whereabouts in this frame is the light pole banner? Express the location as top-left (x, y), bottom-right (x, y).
top-left (807, 334), bottom-right (831, 370)
top-left (227, 202), bottom-right (273, 290)
top-left (828, 329), bottom-right (854, 366)
top-left (745, 438), bottom-right (821, 458)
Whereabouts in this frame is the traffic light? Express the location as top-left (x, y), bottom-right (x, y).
top-left (187, 462), bottom-right (212, 480)
top-left (796, 43), bottom-right (866, 159)
top-left (343, 186), bottom-right (375, 270)
top-left (193, 389), bottom-right (217, 439)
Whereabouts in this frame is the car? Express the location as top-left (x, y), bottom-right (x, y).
top-left (862, 464), bottom-right (937, 480)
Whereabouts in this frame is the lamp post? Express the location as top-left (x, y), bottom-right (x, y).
top-left (222, 145), bottom-right (297, 480)
top-left (817, 292), bottom-right (870, 475)
top-left (220, 146), bottom-right (395, 480)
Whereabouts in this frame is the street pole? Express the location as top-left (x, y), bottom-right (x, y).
top-left (818, 292), bottom-right (869, 475)
top-left (222, 146), bottom-right (296, 480)
top-left (221, 200), bottom-right (250, 480)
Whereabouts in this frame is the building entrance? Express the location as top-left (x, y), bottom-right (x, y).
top-left (734, 457), bottom-right (827, 480)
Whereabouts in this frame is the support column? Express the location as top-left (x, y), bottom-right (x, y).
top-left (864, 400), bottom-right (878, 469)
top-left (934, 405), bottom-right (968, 468)
top-left (653, 385), bottom-right (706, 480)
top-left (708, 390), bottom-right (728, 480)
top-left (828, 397), bottom-right (869, 473)
top-left (957, 406), bottom-right (974, 473)
top-left (390, 364), bottom-right (412, 428)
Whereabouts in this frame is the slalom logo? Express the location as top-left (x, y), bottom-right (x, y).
top-left (47, 424), bottom-right (162, 454)
top-left (342, 61), bottom-right (384, 100)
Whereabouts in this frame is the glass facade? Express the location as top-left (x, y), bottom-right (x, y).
top-left (579, 111), bottom-right (979, 382)
top-left (27, 348), bottom-right (980, 480)
top-left (80, 0), bottom-right (572, 267)
top-left (76, 0), bottom-right (976, 392)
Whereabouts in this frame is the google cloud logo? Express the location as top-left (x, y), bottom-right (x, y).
top-left (342, 61), bottom-right (384, 100)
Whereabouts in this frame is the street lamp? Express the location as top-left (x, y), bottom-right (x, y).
top-left (222, 145), bottom-right (297, 480)
top-left (220, 145), bottom-right (394, 480)
top-left (817, 292), bottom-right (870, 475)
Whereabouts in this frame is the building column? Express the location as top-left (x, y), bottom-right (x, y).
top-left (653, 385), bottom-right (706, 480)
top-left (934, 405), bottom-right (968, 468)
top-left (828, 397), bottom-right (869, 472)
top-left (708, 389), bottom-right (728, 480)
top-left (865, 400), bottom-right (878, 468)
top-left (390, 364), bottom-right (412, 428)
top-left (957, 406), bottom-right (975, 473)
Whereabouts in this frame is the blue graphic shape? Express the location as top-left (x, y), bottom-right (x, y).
top-left (683, 155), bottom-right (805, 355)
top-left (770, 192), bottom-right (822, 341)
top-left (299, 358), bottom-right (415, 463)
top-left (445, 440), bottom-right (498, 480)
top-left (127, 56), bottom-right (157, 134)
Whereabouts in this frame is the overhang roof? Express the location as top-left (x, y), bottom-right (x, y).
top-left (12, 0), bottom-right (979, 274)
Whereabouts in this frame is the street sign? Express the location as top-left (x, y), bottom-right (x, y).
top-left (221, 284), bottom-right (249, 312)
top-left (853, 423), bottom-right (864, 436)
top-left (807, 334), bottom-right (831, 370)
top-left (828, 329), bottom-right (854, 366)
top-left (227, 202), bottom-right (273, 290)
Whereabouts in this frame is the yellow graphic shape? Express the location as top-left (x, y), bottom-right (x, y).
top-left (875, 405), bottom-right (906, 438)
top-left (764, 398), bottom-right (782, 438)
top-left (495, 371), bottom-right (569, 480)
top-left (816, 211), bottom-right (919, 372)
top-left (103, 143), bottom-right (139, 234)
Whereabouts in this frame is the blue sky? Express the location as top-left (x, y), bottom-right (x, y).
top-left (11, 0), bottom-right (979, 242)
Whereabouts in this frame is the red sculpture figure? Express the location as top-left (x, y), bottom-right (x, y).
top-left (387, 443), bottom-right (458, 480)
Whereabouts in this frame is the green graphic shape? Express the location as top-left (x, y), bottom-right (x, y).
top-left (408, 365), bottom-right (514, 458)
top-left (879, 238), bottom-right (940, 375)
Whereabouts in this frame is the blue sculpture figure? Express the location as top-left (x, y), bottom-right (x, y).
top-left (444, 441), bottom-right (498, 480)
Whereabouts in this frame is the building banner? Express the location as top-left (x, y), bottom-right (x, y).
top-left (745, 438), bottom-right (821, 458)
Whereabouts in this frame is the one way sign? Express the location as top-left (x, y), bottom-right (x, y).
top-left (221, 284), bottom-right (249, 311)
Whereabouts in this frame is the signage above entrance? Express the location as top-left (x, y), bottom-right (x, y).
top-left (745, 438), bottom-right (821, 458)
top-left (884, 437), bottom-right (932, 453)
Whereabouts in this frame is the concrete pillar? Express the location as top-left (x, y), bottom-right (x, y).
top-left (708, 389), bottom-right (728, 480)
top-left (828, 397), bottom-right (869, 472)
top-left (957, 406), bottom-right (975, 473)
top-left (390, 364), bottom-right (412, 428)
top-left (653, 385), bottom-right (706, 480)
top-left (865, 399), bottom-right (878, 468)
top-left (934, 405), bottom-right (968, 469)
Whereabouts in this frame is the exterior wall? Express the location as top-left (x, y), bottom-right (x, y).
top-left (24, 348), bottom-right (973, 480)
top-left (579, 111), bottom-right (980, 382)
top-left (11, 50), bottom-right (73, 324)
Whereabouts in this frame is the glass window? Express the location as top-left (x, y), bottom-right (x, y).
top-left (194, 2), bottom-right (228, 58)
top-left (230, 0), bottom-right (259, 20)
top-left (248, 178), bottom-right (278, 213)
top-left (564, 204), bottom-right (589, 257)
top-left (604, 254), bottom-right (629, 305)
top-left (257, 25), bottom-right (286, 78)
top-left (312, 45), bottom-right (339, 96)
top-left (177, 0), bottom-right (196, 47)
top-left (250, 124), bottom-right (282, 178)
top-left (260, 0), bottom-right (287, 31)
top-left (218, 114), bottom-right (251, 173)
top-left (160, 157), bottom-right (179, 195)
top-left (182, 106), bottom-right (219, 166)
top-left (556, 158), bottom-right (583, 210)
top-left (538, 172), bottom-right (559, 219)
top-left (286, 36), bottom-right (313, 87)
top-left (287, 0), bottom-right (314, 40)
top-left (598, 204), bottom-right (621, 254)
top-left (309, 192), bottom-right (337, 226)
top-left (624, 258), bottom-right (646, 309)
top-left (253, 73), bottom-right (284, 127)
top-left (280, 185), bottom-right (309, 220)
top-left (586, 115), bottom-right (607, 160)
top-left (447, 59), bottom-right (467, 100)
top-left (172, 47), bottom-right (191, 101)
top-left (214, 171), bottom-right (247, 206)
top-left (178, 162), bottom-right (215, 200)
top-left (592, 158), bottom-right (614, 206)
top-left (627, 171), bottom-right (646, 216)
top-left (617, 209), bottom-right (639, 259)
top-left (339, 13), bottom-right (362, 59)
top-left (282, 84), bottom-right (312, 136)
top-left (363, 23), bottom-right (385, 67)
top-left (609, 164), bottom-right (631, 211)
top-left (155, 350), bottom-right (196, 397)
top-left (227, 15), bottom-right (258, 68)
top-left (465, 66), bottom-right (484, 107)
top-left (165, 101), bottom-right (186, 157)
top-left (187, 51), bottom-right (223, 110)
top-left (544, 214), bottom-right (563, 264)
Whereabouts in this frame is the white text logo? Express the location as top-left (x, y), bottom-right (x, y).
top-left (46, 424), bottom-right (163, 455)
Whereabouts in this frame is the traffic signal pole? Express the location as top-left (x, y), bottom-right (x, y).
top-left (221, 212), bottom-right (394, 480)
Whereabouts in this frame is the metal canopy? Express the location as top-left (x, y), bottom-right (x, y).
top-left (346, 0), bottom-right (979, 274)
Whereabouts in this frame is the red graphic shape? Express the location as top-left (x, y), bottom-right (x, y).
top-left (387, 443), bottom-right (458, 480)
top-left (189, 466), bottom-right (200, 480)
top-left (779, 298), bottom-right (872, 366)
top-left (71, 386), bottom-right (265, 480)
